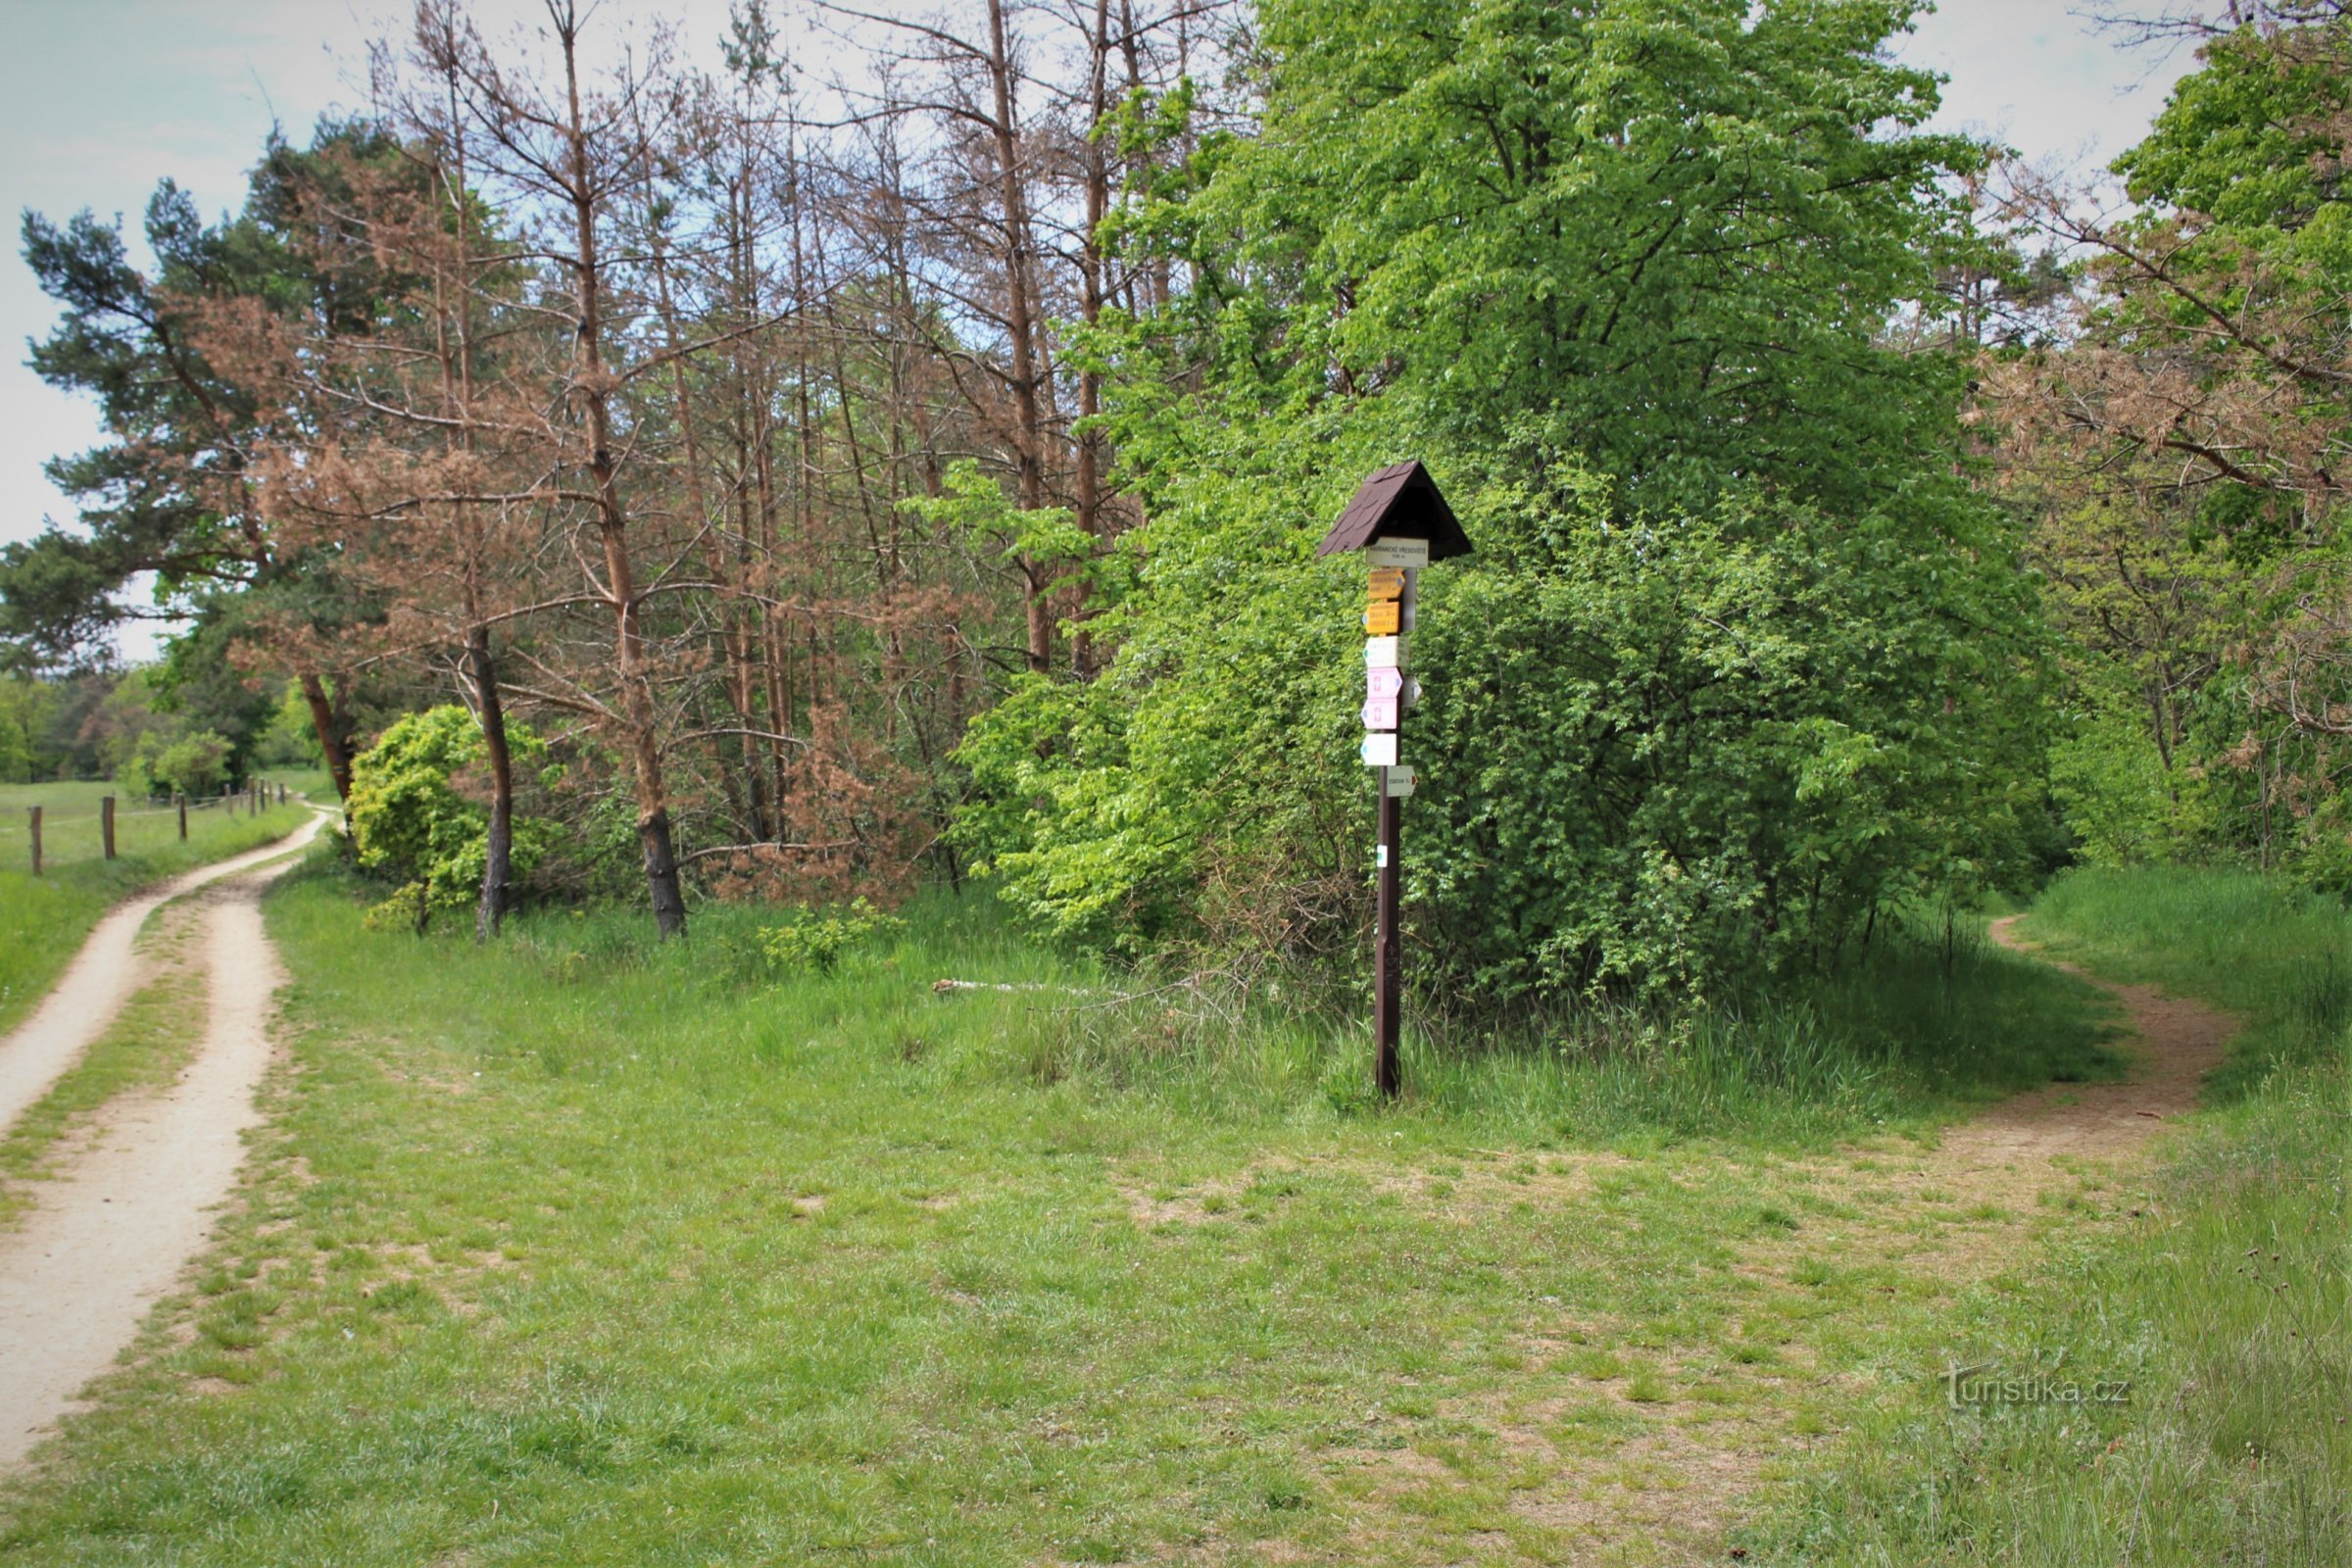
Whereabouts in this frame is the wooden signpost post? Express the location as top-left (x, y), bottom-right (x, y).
top-left (1316, 461), bottom-right (1472, 1098)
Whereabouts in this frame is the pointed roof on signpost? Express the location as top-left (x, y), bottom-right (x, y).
top-left (1315, 460), bottom-right (1473, 561)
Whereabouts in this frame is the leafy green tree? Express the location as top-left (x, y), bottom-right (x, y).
top-left (958, 0), bottom-right (2044, 998)
top-left (1408, 460), bottom-right (2045, 1002)
top-left (1127, 0), bottom-right (1983, 511)
top-left (0, 678), bottom-right (56, 783)
top-left (143, 730), bottom-right (232, 798)
top-left (1986, 2), bottom-right (2352, 882)
top-left (254, 681), bottom-right (327, 767)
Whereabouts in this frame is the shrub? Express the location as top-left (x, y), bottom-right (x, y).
top-left (957, 453), bottom-right (2047, 1005)
top-left (346, 706), bottom-right (553, 925)
top-left (758, 899), bottom-right (906, 975)
top-left (145, 730), bottom-right (232, 798)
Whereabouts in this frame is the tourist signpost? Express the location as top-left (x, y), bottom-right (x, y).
top-left (1316, 461), bottom-right (1472, 1097)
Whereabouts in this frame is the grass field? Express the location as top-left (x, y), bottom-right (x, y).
top-left (1749, 867), bottom-right (2349, 1564)
top-left (0, 771), bottom-right (330, 1037)
top-left (0, 864), bottom-right (2184, 1566)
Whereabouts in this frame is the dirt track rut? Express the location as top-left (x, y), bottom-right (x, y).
top-left (0, 813), bottom-right (325, 1468)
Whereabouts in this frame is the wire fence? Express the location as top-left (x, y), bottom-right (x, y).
top-left (12, 780), bottom-right (303, 875)
top-left (9, 793), bottom-right (250, 822)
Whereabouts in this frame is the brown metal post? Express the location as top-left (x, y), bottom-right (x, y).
top-left (1375, 774), bottom-right (1402, 1098)
top-left (176, 792), bottom-right (188, 840)
top-left (100, 795), bottom-right (116, 859)
top-left (27, 806), bottom-right (41, 876)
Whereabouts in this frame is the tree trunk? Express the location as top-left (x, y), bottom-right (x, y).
top-left (467, 626), bottom-right (515, 941)
top-left (1071, 0), bottom-right (1113, 675)
top-left (559, 10), bottom-right (686, 938)
top-left (985, 0), bottom-right (1053, 674)
top-left (298, 670), bottom-right (355, 799)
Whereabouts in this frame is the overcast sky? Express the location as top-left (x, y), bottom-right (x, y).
top-left (0, 0), bottom-right (2204, 659)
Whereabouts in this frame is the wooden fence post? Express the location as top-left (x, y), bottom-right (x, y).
top-left (176, 792), bottom-right (188, 840)
top-left (101, 795), bottom-right (116, 859)
top-left (223, 783), bottom-right (234, 816)
top-left (27, 805), bottom-right (40, 876)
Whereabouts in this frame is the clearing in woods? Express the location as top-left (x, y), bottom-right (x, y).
top-left (0, 871), bottom-right (2252, 1564)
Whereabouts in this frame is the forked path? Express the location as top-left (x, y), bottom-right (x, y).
top-left (0, 815), bottom-right (326, 1469)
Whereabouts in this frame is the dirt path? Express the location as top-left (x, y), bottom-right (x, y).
top-left (1339, 918), bottom-right (2243, 1563)
top-left (0, 808), bottom-right (331, 1134)
top-left (0, 824), bottom-right (322, 1468)
top-left (1961, 914), bottom-right (2236, 1163)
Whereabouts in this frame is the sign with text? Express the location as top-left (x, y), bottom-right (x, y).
top-left (1384, 765), bottom-right (1416, 798)
top-left (1364, 635), bottom-right (1406, 670)
top-left (1365, 538), bottom-right (1431, 569)
top-left (1362, 696), bottom-right (1399, 731)
top-left (1362, 600), bottom-right (1400, 636)
top-left (1359, 732), bottom-right (1398, 767)
top-left (1365, 666), bottom-right (1404, 702)
top-left (1366, 566), bottom-right (1406, 601)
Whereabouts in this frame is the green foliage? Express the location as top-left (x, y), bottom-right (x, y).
top-left (2011, 10), bottom-right (2352, 885)
top-left (0, 677), bottom-right (54, 783)
top-left (960, 0), bottom-right (2036, 998)
top-left (756, 898), bottom-right (906, 976)
top-left (963, 439), bottom-right (2049, 1002)
top-left (254, 681), bottom-right (326, 767)
top-left (902, 460), bottom-right (1098, 576)
top-left (360, 881), bottom-right (432, 937)
top-left (2047, 695), bottom-right (2186, 867)
top-left (2114, 12), bottom-right (2352, 261)
top-left (346, 707), bottom-right (550, 925)
top-left (1148, 0), bottom-right (1984, 512)
top-left (140, 730), bottom-right (232, 799)
top-left (1406, 460), bottom-right (2044, 1002)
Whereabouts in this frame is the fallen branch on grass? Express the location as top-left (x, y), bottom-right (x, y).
top-left (931, 977), bottom-right (1104, 997)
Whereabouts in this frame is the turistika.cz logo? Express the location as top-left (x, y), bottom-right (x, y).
top-left (1942, 1360), bottom-right (2132, 1408)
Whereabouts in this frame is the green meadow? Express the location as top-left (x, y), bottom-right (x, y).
top-left (0, 858), bottom-right (2335, 1563)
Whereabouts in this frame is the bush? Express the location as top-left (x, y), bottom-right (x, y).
top-left (145, 730), bottom-right (232, 798)
top-left (1404, 469), bottom-right (2045, 1004)
top-left (957, 450), bottom-right (2047, 1005)
top-left (346, 706), bottom-right (553, 925)
top-left (758, 899), bottom-right (906, 975)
